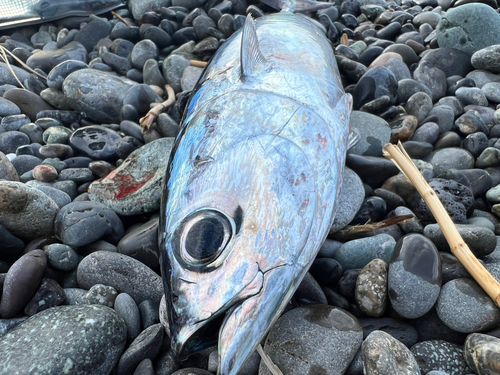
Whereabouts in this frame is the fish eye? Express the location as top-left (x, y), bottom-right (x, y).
top-left (178, 209), bottom-right (233, 266)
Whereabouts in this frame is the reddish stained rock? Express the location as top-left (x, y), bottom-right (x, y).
top-left (88, 137), bottom-right (175, 215)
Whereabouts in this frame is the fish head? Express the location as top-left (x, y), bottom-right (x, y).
top-left (159, 99), bottom-right (325, 372)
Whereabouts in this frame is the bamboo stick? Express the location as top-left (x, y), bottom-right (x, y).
top-left (190, 60), bottom-right (208, 68)
top-left (384, 142), bottom-right (500, 308)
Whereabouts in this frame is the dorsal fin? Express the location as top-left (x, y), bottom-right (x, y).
top-left (259, 0), bottom-right (333, 12)
top-left (240, 14), bottom-right (268, 79)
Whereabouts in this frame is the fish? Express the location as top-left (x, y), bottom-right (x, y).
top-left (159, 0), bottom-right (354, 373)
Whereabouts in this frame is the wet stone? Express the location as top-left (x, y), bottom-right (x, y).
top-left (349, 111), bottom-right (390, 157)
top-left (355, 259), bottom-right (388, 317)
top-left (463, 333), bottom-right (500, 375)
top-left (26, 41), bottom-right (88, 74)
top-left (437, 278), bottom-right (500, 333)
top-left (46, 59), bottom-right (88, 90)
top-left (82, 284), bottom-right (118, 307)
top-left (138, 300), bottom-right (160, 329)
top-left (88, 137), bottom-right (175, 215)
top-left (260, 305), bottom-right (362, 375)
top-left (352, 66), bottom-right (398, 110)
top-left (24, 277), bottom-right (65, 316)
top-left (0, 305), bottom-right (126, 375)
top-left (0, 250), bottom-right (47, 318)
top-left (69, 125), bottom-right (122, 161)
top-left (333, 234), bottom-right (396, 271)
top-left (361, 330), bottom-right (420, 375)
top-left (39, 143), bottom-right (74, 159)
top-left (388, 234), bottom-right (441, 319)
top-left (32, 164), bottom-right (58, 182)
top-left (410, 340), bottom-right (471, 375)
top-left (77, 251), bottom-right (163, 304)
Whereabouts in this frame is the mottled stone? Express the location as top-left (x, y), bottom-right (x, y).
top-left (24, 277), bottom-right (65, 316)
top-left (77, 251), bottom-right (163, 304)
top-left (410, 340), bottom-right (471, 375)
top-left (463, 333), bottom-right (500, 375)
top-left (355, 259), bottom-right (388, 317)
top-left (0, 305), bottom-right (126, 375)
top-left (88, 137), bottom-right (175, 215)
top-left (361, 330), bottom-right (420, 375)
top-left (259, 305), bottom-right (362, 375)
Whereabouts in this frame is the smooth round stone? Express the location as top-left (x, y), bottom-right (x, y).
top-left (55, 201), bottom-right (124, 247)
top-left (44, 243), bottom-right (79, 271)
top-left (63, 69), bottom-right (137, 123)
top-left (355, 259), bottom-right (388, 317)
top-left (476, 147), bottom-right (500, 168)
top-left (142, 59), bottom-right (165, 87)
top-left (0, 181), bottom-right (58, 239)
top-left (73, 15), bottom-right (112, 53)
top-left (472, 45), bottom-right (500, 74)
top-left (18, 122), bottom-right (43, 144)
top-left (53, 180), bottom-right (77, 200)
top-left (0, 305), bottom-right (126, 374)
top-left (117, 323), bottom-right (164, 375)
top-left (88, 137), bottom-right (175, 215)
top-left (372, 189), bottom-right (405, 212)
top-left (132, 358), bottom-right (154, 375)
top-left (32, 164), bottom-right (58, 182)
top-left (437, 278), bottom-right (500, 333)
top-left (411, 178), bottom-right (473, 225)
top-left (26, 41), bottom-right (87, 74)
top-left (24, 277), bottom-right (65, 316)
top-left (349, 111), bottom-right (390, 157)
top-left (394, 206), bottom-right (423, 234)
top-left (259, 305), bottom-right (362, 375)
top-left (383, 57), bottom-right (411, 81)
top-left (0, 131), bottom-right (30, 154)
top-left (130, 40), bottom-right (159, 70)
top-left (77, 251), bottom-right (163, 304)
top-left (404, 92), bottom-right (433, 124)
top-left (83, 284), bottom-right (118, 307)
top-left (464, 333), bottom-right (500, 375)
top-left (455, 110), bottom-right (488, 135)
top-left (423, 223), bottom-right (496, 258)
top-left (117, 216), bottom-right (159, 273)
top-left (162, 53), bottom-right (193, 93)
top-left (397, 79), bottom-right (433, 104)
top-left (463, 132), bottom-right (488, 158)
top-left (292, 272), bottom-right (326, 306)
top-left (171, 369), bottom-right (212, 375)
top-left (181, 66), bottom-right (203, 92)
top-left (425, 148), bottom-right (474, 177)
top-left (0, 62), bottom-right (30, 88)
top-left (480, 82), bottom-right (500, 103)
top-left (410, 340), bottom-right (470, 375)
top-left (0, 115), bottom-right (28, 132)
top-left (115, 293), bottom-right (141, 343)
top-left (333, 234), bottom-right (396, 271)
top-left (140, 25), bottom-right (172, 50)
top-left (427, 105), bottom-right (455, 133)
top-left (346, 154), bottom-right (399, 188)
top-left (69, 125), bottom-right (122, 161)
top-left (10, 154), bottom-right (42, 176)
top-left (0, 151), bottom-right (20, 181)
top-left (309, 258), bottom-right (343, 288)
top-left (352, 66), bottom-right (398, 109)
top-left (436, 3), bottom-right (500, 56)
top-left (156, 113), bottom-right (179, 138)
top-left (413, 61), bottom-right (447, 102)
top-left (58, 168), bottom-right (94, 184)
top-left (63, 288), bottom-right (87, 305)
top-left (122, 84), bottom-right (159, 114)
top-left (0, 250), bottom-right (47, 318)
top-left (330, 167), bottom-right (365, 233)
top-left (89, 160), bottom-right (115, 178)
top-left (0, 223), bottom-right (24, 262)
top-left (350, 196), bottom-right (387, 225)
top-left (38, 143), bottom-right (74, 159)
top-left (46, 60), bottom-right (88, 90)
top-left (42, 126), bottom-right (73, 144)
top-left (455, 87), bottom-right (489, 106)
top-left (388, 234), bottom-right (441, 319)
top-left (361, 330), bottom-right (420, 375)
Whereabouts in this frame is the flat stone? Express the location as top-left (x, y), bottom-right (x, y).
top-left (88, 137), bottom-right (175, 215)
top-left (77, 251), bottom-right (163, 304)
top-left (0, 305), bottom-right (126, 375)
top-left (259, 305), bottom-right (362, 375)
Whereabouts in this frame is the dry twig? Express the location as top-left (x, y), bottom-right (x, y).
top-left (140, 84), bottom-right (176, 134)
top-left (332, 214), bottom-right (414, 242)
top-left (257, 344), bottom-right (283, 375)
top-left (111, 11), bottom-right (130, 26)
top-left (384, 142), bottom-right (500, 308)
top-left (190, 60), bottom-right (208, 68)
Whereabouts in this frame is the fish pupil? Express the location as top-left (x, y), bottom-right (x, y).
top-left (185, 217), bottom-right (225, 260)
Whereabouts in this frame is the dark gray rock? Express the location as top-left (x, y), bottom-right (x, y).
top-left (0, 305), bottom-right (126, 374)
top-left (54, 201), bottom-right (124, 246)
top-left (410, 340), bottom-right (471, 375)
top-left (26, 41), bottom-right (88, 74)
top-left (44, 243), bottom-right (79, 271)
top-left (69, 125), bottom-right (122, 161)
top-left (82, 284), bottom-right (118, 307)
top-left (47, 60), bottom-right (88, 90)
top-left (77, 251), bottom-right (163, 304)
top-left (333, 234), bottom-right (396, 270)
top-left (464, 333), bottom-right (500, 375)
top-left (24, 277), bottom-right (65, 316)
top-left (115, 293), bottom-right (141, 343)
top-left (259, 305), bottom-right (362, 375)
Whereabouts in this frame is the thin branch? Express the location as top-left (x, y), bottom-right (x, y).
top-left (384, 142), bottom-right (500, 308)
top-left (191, 60), bottom-right (208, 68)
top-left (111, 11), bottom-right (130, 26)
top-left (332, 214), bottom-right (414, 241)
top-left (139, 84), bottom-right (176, 134)
top-left (257, 344), bottom-right (283, 375)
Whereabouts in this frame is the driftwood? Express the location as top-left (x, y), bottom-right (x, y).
top-left (139, 84), bottom-right (176, 134)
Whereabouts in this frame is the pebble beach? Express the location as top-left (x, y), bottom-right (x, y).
top-left (1, 0), bottom-right (500, 374)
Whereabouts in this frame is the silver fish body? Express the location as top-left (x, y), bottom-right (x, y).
top-left (160, 7), bottom-right (352, 375)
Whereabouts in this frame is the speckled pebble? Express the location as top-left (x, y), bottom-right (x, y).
top-left (82, 284), bottom-right (118, 307)
top-left (410, 340), bottom-right (471, 375)
top-left (355, 259), bottom-right (388, 317)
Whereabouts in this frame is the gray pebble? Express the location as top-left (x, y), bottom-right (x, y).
top-left (115, 293), bottom-right (142, 343)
